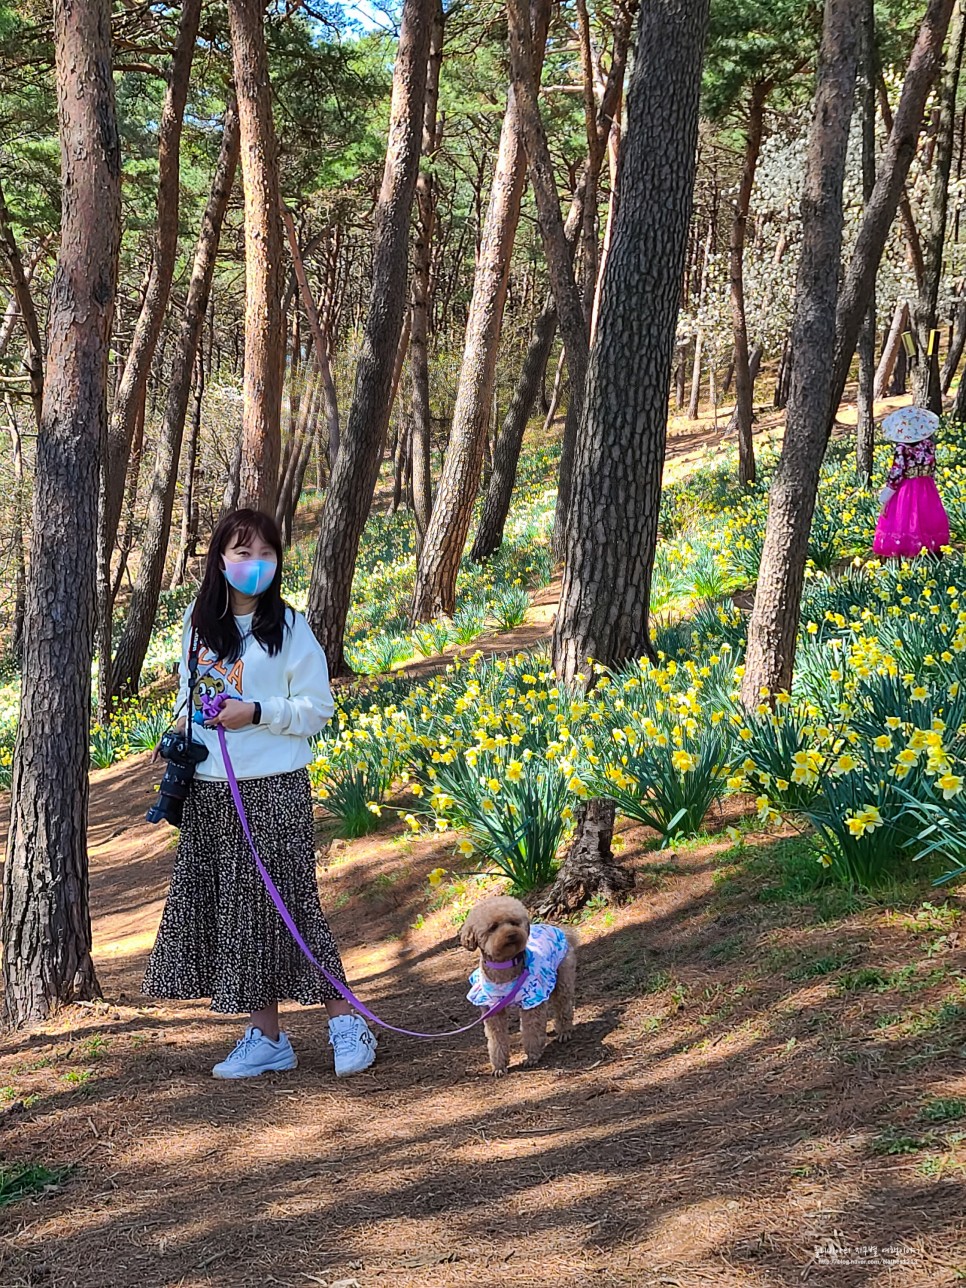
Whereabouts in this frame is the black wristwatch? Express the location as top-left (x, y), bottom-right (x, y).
top-left (251, 701), bottom-right (262, 726)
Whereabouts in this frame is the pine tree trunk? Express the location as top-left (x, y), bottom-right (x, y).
top-left (3, 394), bottom-right (26, 660)
top-left (169, 352), bottom-right (204, 590)
top-left (276, 367), bottom-right (320, 536)
top-left (2, 0), bottom-right (120, 1028)
top-left (281, 207), bottom-right (341, 468)
top-left (473, 168), bottom-right (595, 563)
top-left (112, 399), bottom-right (145, 602)
top-left (741, 0), bottom-right (862, 706)
top-left (874, 300), bottom-right (910, 397)
top-left (410, 0), bottom-right (444, 556)
top-left (0, 179), bottom-right (44, 427)
top-left (730, 82), bottom-right (769, 488)
top-left (98, 0), bottom-right (200, 566)
top-left (306, 0), bottom-right (433, 674)
top-left (890, 344), bottom-right (909, 395)
top-left (111, 102), bottom-right (240, 695)
top-left (912, 0), bottom-right (965, 412)
top-left (229, 0), bottom-right (286, 513)
top-left (546, 0), bottom-right (709, 914)
top-left (856, 0), bottom-right (877, 486)
top-left (506, 0), bottom-right (588, 432)
top-left (480, 0), bottom-right (629, 569)
top-left (409, 0), bottom-right (551, 623)
top-left (471, 293), bottom-right (557, 561)
top-left (544, 346), bottom-right (567, 431)
top-left (689, 226), bottom-right (714, 421)
top-left (94, 0), bottom-right (200, 721)
top-left (941, 284), bottom-right (966, 392)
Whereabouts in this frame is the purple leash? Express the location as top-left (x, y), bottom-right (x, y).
top-left (211, 720), bottom-right (527, 1039)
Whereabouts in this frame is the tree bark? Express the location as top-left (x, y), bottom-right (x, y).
top-left (730, 82), bottom-right (770, 488)
top-left (169, 349), bottom-right (205, 590)
top-left (0, 179), bottom-right (44, 428)
top-left (3, 394), bottom-right (26, 659)
top-left (281, 207), bottom-right (341, 469)
top-left (277, 368), bottom-right (321, 543)
top-left (410, 0), bottom-right (445, 556)
top-left (229, 0), bottom-right (286, 513)
top-left (111, 102), bottom-right (240, 695)
top-left (2, 0), bottom-right (120, 1028)
top-left (471, 167), bottom-right (595, 563)
top-left (470, 293), bottom-right (557, 561)
top-left (94, 0), bottom-right (201, 721)
top-left (553, 0), bottom-right (707, 681)
top-left (942, 282), bottom-right (966, 392)
top-left (100, 0), bottom-right (200, 545)
top-left (741, 0), bottom-right (862, 706)
top-left (548, 1), bottom-right (633, 559)
top-left (306, 0), bottom-right (432, 674)
top-left (688, 226), bottom-right (714, 420)
top-left (876, 76), bottom-right (927, 293)
top-left (409, 0), bottom-right (551, 623)
top-left (856, 0), bottom-right (877, 485)
top-left (912, 0), bottom-right (965, 411)
top-left (546, 0), bottom-right (709, 913)
top-left (874, 299), bottom-right (910, 397)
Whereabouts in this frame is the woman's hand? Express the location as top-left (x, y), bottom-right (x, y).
top-left (205, 699), bottom-right (257, 730)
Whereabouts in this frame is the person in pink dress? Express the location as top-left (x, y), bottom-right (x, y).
top-left (873, 406), bottom-right (951, 559)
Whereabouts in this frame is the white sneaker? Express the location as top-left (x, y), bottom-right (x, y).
top-left (328, 1014), bottom-right (377, 1076)
top-left (212, 1026), bottom-right (298, 1079)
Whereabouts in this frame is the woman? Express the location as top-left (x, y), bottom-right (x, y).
top-left (874, 405), bottom-right (951, 559)
top-left (143, 509), bottom-right (377, 1080)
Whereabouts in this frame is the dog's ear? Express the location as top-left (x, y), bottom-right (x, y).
top-left (459, 917), bottom-right (479, 951)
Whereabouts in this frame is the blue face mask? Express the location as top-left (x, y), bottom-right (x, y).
top-left (222, 557), bottom-right (277, 598)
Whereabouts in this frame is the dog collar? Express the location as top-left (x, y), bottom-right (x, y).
top-left (483, 952), bottom-right (525, 970)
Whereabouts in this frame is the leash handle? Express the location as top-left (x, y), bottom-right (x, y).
top-left (215, 727), bottom-right (527, 1039)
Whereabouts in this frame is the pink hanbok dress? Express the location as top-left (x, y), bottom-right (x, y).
top-left (873, 436), bottom-right (950, 558)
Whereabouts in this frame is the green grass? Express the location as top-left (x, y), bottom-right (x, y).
top-left (62, 1068), bottom-right (93, 1087)
top-left (870, 1130), bottom-right (935, 1156)
top-left (786, 952), bottom-right (856, 980)
top-left (834, 966), bottom-right (917, 995)
top-left (641, 969), bottom-right (673, 995)
top-left (0, 1163), bottom-right (73, 1207)
top-left (920, 1097), bottom-right (966, 1123)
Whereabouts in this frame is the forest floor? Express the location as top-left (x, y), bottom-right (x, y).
top-left (0, 754), bottom-right (965, 1288)
top-left (3, 392), bottom-right (964, 1288)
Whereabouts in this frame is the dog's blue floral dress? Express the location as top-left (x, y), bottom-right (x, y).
top-left (467, 923), bottom-right (571, 1010)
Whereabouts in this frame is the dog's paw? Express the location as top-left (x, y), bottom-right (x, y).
top-left (491, 1066), bottom-right (508, 1078)
top-left (554, 1029), bottom-right (574, 1044)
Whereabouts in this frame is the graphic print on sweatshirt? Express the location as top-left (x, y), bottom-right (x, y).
top-left (192, 649), bottom-right (246, 716)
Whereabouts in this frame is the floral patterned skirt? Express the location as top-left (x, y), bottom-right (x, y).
top-left (143, 769), bottom-right (346, 1014)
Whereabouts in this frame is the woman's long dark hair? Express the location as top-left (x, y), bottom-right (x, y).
top-left (191, 509), bottom-right (290, 661)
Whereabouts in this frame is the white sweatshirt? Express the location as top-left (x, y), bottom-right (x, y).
top-left (175, 604), bottom-right (335, 781)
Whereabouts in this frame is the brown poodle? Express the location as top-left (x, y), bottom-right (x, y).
top-left (460, 894), bottom-right (577, 1077)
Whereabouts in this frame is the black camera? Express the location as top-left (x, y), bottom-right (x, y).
top-left (146, 728), bottom-right (209, 828)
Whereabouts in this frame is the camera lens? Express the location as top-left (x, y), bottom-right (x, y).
top-left (146, 760), bottom-right (196, 827)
